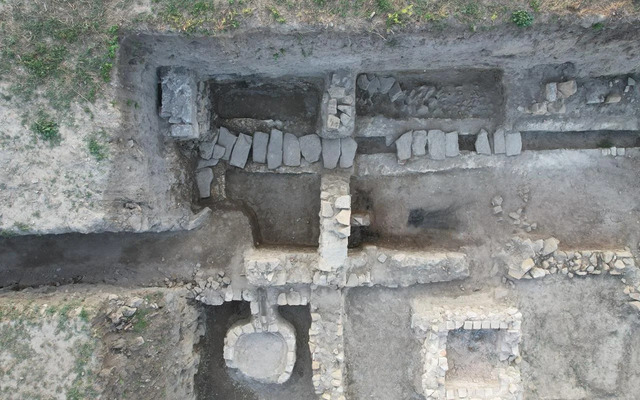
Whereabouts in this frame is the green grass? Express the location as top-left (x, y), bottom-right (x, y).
top-left (30, 113), bottom-right (61, 146)
top-left (268, 6), bottom-right (286, 23)
top-left (132, 308), bottom-right (151, 333)
top-left (512, 9), bottom-right (534, 27)
top-left (87, 131), bottom-right (109, 161)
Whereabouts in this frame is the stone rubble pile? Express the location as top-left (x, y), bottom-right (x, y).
top-left (491, 195), bottom-right (538, 233)
top-left (506, 237), bottom-right (636, 280)
top-left (106, 294), bottom-right (152, 330)
top-left (324, 72), bottom-right (355, 139)
top-left (411, 301), bottom-right (523, 400)
top-left (318, 175), bottom-right (351, 273)
top-left (527, 80), bottom-right (576, 115)
top-left (347, 246), bottom-right (470, 287)
top-left (601, 146), bottom-right (626, 157)
top-left (357, 74), bottom-right (405, 104)
top-left (309, 290), bottom-right (346, 400)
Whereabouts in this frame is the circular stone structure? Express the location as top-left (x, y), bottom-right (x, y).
top-left (223, 318), bottom-right (296, 384)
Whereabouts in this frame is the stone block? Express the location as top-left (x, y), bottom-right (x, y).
top-left (327, 115), bottom-right (341, 130)
top-left (339, 137), bottom-right (357, 168)
top-left (445, 131), bottom-right (459, 157)
top-left (475, 129), bottom-right (491, 155)
top-left (412, 130), bottom-right (427, 156)
top-left (196, 168), bottom-right (213, 199)
top-left (322, 138), bottom-right (341, 169)
top-left (505, 132), bottom-right (522, 156)
top-left (557, 80), bottom-right (577, 98)
top-left (545, 82), bottom-right (558, 102)
top-left (252, 131), bottom-right (269, 164)
top-left (379, 77), bottom-right (396, 94)
top-left (427, 130), bottom-right (446, 160)
top-left (229, 133), bottom-right (252, 168)
top-left (218, 127), bottom-right (237, 161)
top-left (283, 133), bottom-right (301, 167)
top-left (396, 131), bottom-right (413, 161)
top-left (267, 129), bottom-right (283, 169)
top-left (300, 134), bottom-right (322, 163)
top-left (160, 67), bottom-right (197, 125)
top-left (388, 82), bottom-right (404, 102)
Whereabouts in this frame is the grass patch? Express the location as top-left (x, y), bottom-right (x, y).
top-left (386, 5), bottom-right (414, 29)
top-left (131, 308), bottom-right (151, 333)
top-left (512, 9), bottom-right (534, 27)
top-left (87, 130), bottom-right (109, 161)
top-left (268, 6), bottom-right (287, 23)
top-left (31, 113), bottom-right (61, 146)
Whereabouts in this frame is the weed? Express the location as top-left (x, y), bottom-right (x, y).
top-left (272, 47), bottom-right (286, 61)
top-left (592, 22), bottom-right (605, 31)
top-left (87, 131), bottom-right (108, 161)
top-left (461, 2), bottom-right (480, 18)
top-left (529, 0), bottom-right (541, 13)
top-left (132, 308), bottom-right (150, 333)
top-left (376, 0), bottom-right (392, 12)
top-left (21, 44), bottom-right (67, 79)
top-left (79, 308), bottom-right (90, 323)
top-left (268, 6), bottom-right (286, 23)
top-left (512, 10), bottom-right (534, 27)
top-left (31, 113), bottom-right (61, 145)
top-left (387, 5), bottom-right (414, 29)
top-left (13, 222), bottom-right (31, 232)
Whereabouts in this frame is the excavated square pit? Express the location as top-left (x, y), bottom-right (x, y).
top-left (445, 329), bottom-right (502, 389)
top-left (225, 171), bottom-right (321, 248)
top-left (195, 302), bottom-right (315, 399)
top-left (210, 76), bottom-right (324, 135)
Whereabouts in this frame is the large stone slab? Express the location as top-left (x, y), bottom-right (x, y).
top-left (475, 129), bottom-right (491, 155)
top-left (395, 131), bottom-right (413, 161)
top-left (339, 137), bottom-right (357, 168)
top-left (445, 131), bottom-right (459, 157)
top-left (217, 127), bottom-right (237, 161)
top-left (427, 130), bottom-right (446, 160)
top-left (505, 131), bottom-right (522, 156)
top-left (160, 67), bottom-right (197, 125)
top-left (252, 131), bottom-right (269, 164)
top-left (322, 138), bottom-right (341, 169)
top-left (299, 134), bottom-right (322, 163)
top-left (493, 129), bottom-right (506, 154)
top-left (412, 130), bottom-right (427, 156)
top-left (196, 168), bottom-right (214, 199)
top-left (267, 129), bottom-right (283, 169)
top-left (283, 133), bottom-right (301, 167)
top-left (230, 133), bottom-right (252, 168)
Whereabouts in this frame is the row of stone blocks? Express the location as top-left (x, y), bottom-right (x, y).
top-left (394, 129), bottom-right (523, 162)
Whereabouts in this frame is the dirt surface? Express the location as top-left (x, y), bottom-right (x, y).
top-left (0, 209), bottom-right (253, 289)
top-left (226, 171), bottom-right (321, 247)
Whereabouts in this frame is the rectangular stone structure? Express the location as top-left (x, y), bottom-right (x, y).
top-left (267, 129), bottom-right (283, 169)
top-left (428, 130), bottom-right (446, 160)
top-left (252, 131), bottom-right (269, 164)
